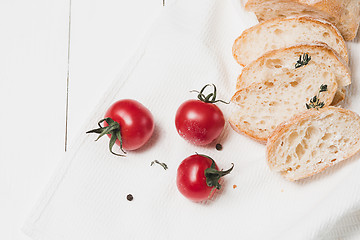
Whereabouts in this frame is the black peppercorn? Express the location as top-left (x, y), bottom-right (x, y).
top-left (126, 194), bottom-right (133, 201)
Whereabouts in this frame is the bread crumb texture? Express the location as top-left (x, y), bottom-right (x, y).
top-left (230, 63), bottom-right (337, 141)
top-left (267, 107), bottom-right (360, 181)
top-left (233, 16), bottom-right (348, 66)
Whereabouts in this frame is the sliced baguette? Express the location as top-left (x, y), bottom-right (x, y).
top-left (233, 16), bottom-right (348, 66)
top-left (331, 87), bottom-right (346, 106)
top-left (230, 63), bottom-right (337, 142)
top-left (266, 107), bottom-right (360, 181)
top-left (236, 43), bottom-right (351, 105)
top-left (244, 0), bottom-right (360, 41)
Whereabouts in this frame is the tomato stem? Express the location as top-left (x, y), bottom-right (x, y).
top-left (86, 117), bottom-right (126, 157)
top-left (198, 154), bottom-right (234, 190)
top-left (190, 84), bottom-right (229, 104)
top-left (150, 160), bottom-right (168, 170)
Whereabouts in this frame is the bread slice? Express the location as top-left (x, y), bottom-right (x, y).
top-left (232, 16), bottom-right (348, 66)
top-left (244, 0), bottom-right (360, 41)
top-left (331, 87), bottom-right (346, 106)
top-left (267, 107), bottom-right (360, 181)
top-left (236, 43), bottom-right (351, 105)
top-left (229, 63), bottom-right (337, 142)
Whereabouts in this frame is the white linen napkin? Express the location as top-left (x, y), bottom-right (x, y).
top-left (23, 0), bottom-right (360, 239)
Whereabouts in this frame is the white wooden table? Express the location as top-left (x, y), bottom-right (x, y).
top-left (0, 1), bottom-right (163, 239)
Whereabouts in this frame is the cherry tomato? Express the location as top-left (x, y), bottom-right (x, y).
top-left (176, 154), bottom-right (233, 202)
top-left (87, 99), bottom-right (154, 155)
top-left (175, 84), bottom-right (226, 146)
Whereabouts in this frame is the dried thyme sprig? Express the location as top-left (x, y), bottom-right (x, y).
top-left (151, 160), bottom-right (168, 170)
top-left (295, 53), bottom-right (311, 69)
top-left (306, 84), bottom-right (328, 110)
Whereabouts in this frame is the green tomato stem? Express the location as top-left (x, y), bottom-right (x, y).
top-left (86, 117), bottom-right (126, 157)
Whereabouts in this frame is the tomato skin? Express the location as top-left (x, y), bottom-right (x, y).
top-left (176, 154), bottom-right (219, 202)
top-left (175, 100), bottom-right (225, 146)
top-left (104, 99), bottom-right (154, 151)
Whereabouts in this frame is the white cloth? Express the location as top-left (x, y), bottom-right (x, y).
top-left (23, 0), bottom-right (360, 239)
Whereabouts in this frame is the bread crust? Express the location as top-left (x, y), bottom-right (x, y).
top-left (229, 86), bottom-right (269, 143)
top-left (245, 0), bottom-right (360, 40)
top-left (331, 86), bottom-right (345, 106)
top-left (266, 107), bottom-right (360, 181)
top-left (232, 16), bottom-right (348, 66)
top-left (229, 120), bottom-right (268, 144)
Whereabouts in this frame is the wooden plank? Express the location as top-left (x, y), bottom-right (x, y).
top-left (0, 0), bottom-right (70, 239)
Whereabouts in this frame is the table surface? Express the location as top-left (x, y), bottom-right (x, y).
top-left (0, 1), bottom-right (163, 239)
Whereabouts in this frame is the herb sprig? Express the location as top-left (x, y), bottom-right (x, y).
top-left (295, 53), bottom-right (311, 69)
top-left (151, 160), bottom-right (168, 170)
top-left (306, 84), bottom-right (328, 110)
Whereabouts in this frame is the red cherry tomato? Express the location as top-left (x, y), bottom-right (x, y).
top-left (175, 100), bottom-right (225, 145)
top-left (175, 84), bottom-right (226, 146)
top-left (87, 99), bottom-right (154, 155)
top-left (105, 99), bottom-right (154, 150)
top-left (176, 154), bottom-right (233, 202)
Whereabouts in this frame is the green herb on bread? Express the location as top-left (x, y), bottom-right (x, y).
top-left (306, 84), bottom-right (328, 110)
top-left (295, 53), bottom-right (311, 68)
